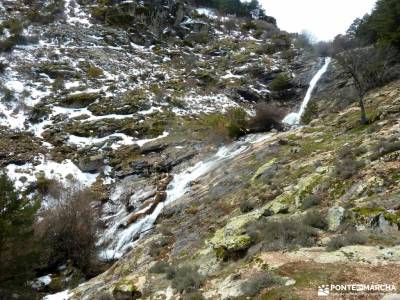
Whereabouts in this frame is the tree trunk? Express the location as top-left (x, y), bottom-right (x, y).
top-left (358, 95), bottom-right (368, 124)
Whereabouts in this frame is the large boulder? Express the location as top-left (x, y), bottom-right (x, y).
top-left (209, 211), bottom-right (262, 260)
top-left (374, 213), bottom-right (399, 235)
top-left (327, 206), bottom-right (345, 232)
top-left (78, 154), bottom-right (104, 173)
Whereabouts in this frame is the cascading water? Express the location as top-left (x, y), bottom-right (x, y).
top-left (98, 133), bottom-right (273, 260)
top-left (165, 133), bottom-right (271, 204)
top-left (97, 57), bottom-right (332, 259)
top-left (282, 57), bottom-right (331, 125)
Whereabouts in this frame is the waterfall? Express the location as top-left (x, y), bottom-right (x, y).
top-left (98, 133), bottom-right (273, 260)
top-left (282, 57), bottom-right (331, 125)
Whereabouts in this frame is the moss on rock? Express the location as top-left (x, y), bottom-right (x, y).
top-left (209, 211), bottom-right (262, 260)
top-left (112, 278), bottom-right (141, 300)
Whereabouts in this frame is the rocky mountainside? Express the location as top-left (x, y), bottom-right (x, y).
top-left (1, 0), bottom-right (400, 300)
top-left (70, 79), bottom-right (400, 300)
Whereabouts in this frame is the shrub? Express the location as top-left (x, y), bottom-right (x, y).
top-left (334, 157), bottom-right (364, 179)
top-left (225, 108), bottom-right (248, 139)
top-left (149, 261), bottom-right (171, 274)
top-left (269, 73), bottom-right (291, 91)
top-left (205, 108), bottom-right (249, 143)
top-left (326, 232), bottom-right (368, 251)
top-left (194, 0), bottom-right (266, 18)
top-left (87, 65), bottom-right (103, 78)
top-left (247, 218), bottom-right (318, 251)
top-left (334, 146), bottom-right (365, 179)
top-left (294, 32), bottom-right (314, 50)
top-left (37, 187), bottom-right (98, 274)
top-left (241, 272), bottom-right (282, 297)
top-left (303, 210), bottom-right (328, 230)
top-left (3, 18), bottom-right (24, 35)
top-left (52, 75), bottom-right (65, 92)
top-left (371, 137), bottom-right (400, 160)
top-left (240, 200), bottom-right (254, 213)
top-left (255, 43), bottom-right (279, 55)
top-left (0, 36), bottom-right (19, 52)
top-left (248, 103), bottom-right (284, 132)
top-left (26, 1), bottom-right (65, 24)
top-left (2, 88), bottom-right (15, 102)
top-left (301, 193), bottom-right (323, 209)
top-left (168, 265), bottom-right (203, 293)
top-left (281, 49), bottom-right (296, 61)
top-left (148, 236), bottom-right (169, 258)
top-left (195, 70), bottom-right (217, 87)
top-left (28, 104), bottom-right (51, 123)
top-left (95, 292), bottom-right (114, 300)
top-left (185, 30), bottom-right (210, 45)
top-left (271, 32), bottom-right (291, 50)
top-left (253, 20), bottom-right (277, 32)
top-left (35, 173), bottom-right (62, 198)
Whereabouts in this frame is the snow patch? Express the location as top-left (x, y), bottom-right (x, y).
top-left (6, 155), bottom-right (99, 190)
top-left (43, 290), bottom-right (72, 300)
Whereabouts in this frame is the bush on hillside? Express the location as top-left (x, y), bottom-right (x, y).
top-left (225, 107), bottom-right (248, 139)
top-left (149, 262), bottom-right (204, 293)
top-left (301, 193), bottom-right (323, 209)
top-left (241, 272), bottom-right (282, 297)
top-left (333, 146), bottom-right (365, 179)
top-left (371, 136), bottom-right (400, 160)
top-left (37, 187), bottom-right (98, 274)
top-left (269, 73), bottom-right (291, 91)
top-left (205, 108), bottom-right (249, 143)
top-left (246, 218), bottom-right (318, 251)
top-left (326, 232), bottom-right (368, 251)
top-left (248, 103), bottom-right (284, 132)
top-left (0, 36), bottom-right (20, 52)
top-left (303, 210), bottom-right (328, 230)
top-left (87, 65), bottom-right (104, 78)
top-left (35, 172), bottom-right (63, 198)
top-left (172, 265), bottom-right (203, 293)
top-left (2, 18), bottom-right (24, 35)
top-left (149, 261), bottom-right (172, 274)
top-left (240, 199), bottom-right (254, 213)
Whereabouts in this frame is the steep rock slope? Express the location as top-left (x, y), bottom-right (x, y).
top-left (69, 79), bottom-right (400, 300)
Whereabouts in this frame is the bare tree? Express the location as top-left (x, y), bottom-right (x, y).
top-left (335, 45), bottom-right (398, 124)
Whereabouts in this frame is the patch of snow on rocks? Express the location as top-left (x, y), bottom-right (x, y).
top-left (43, 290), bottom-right (72, 300)
top-left (6, 155), bottom-right (99, 190)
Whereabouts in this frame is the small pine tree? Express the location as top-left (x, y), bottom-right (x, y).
top-left (0, 174), bottom-right (39, 287)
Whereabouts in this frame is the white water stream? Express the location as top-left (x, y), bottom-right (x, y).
top-left (94, 58), bottom-right (333, 260)
top-left (98, 133), bottom-right (272, 260)
top-left (283, 57), bottom-right (331, 125)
